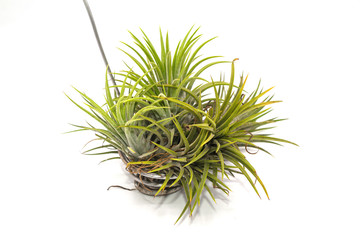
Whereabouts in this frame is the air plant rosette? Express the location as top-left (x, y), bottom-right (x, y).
top-left (67, 3), bottom-right (296, 222)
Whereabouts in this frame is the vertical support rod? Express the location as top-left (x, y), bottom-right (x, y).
top-left (82, 0), bottom-right (120, 97)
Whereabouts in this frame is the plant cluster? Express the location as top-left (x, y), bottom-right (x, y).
top-left (67, 27), bottom-right (296, 223)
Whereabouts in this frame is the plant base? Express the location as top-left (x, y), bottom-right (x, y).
top-left (134, 181), bottom-right (182, 196)
top-left (118, 151), bottom-right (182, 196)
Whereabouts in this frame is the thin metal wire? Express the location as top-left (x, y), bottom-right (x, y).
top-left (82, 0), bottom-right (120, 97)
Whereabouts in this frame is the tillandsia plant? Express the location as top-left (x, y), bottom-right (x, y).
top-left (66, 26), bottom-right (297, 223)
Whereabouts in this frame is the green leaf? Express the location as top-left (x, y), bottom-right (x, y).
top-left (170, 166), bottom-right (185, 187)
top-left (200, 133), bottom-right (215, 148)
top-left (186, 166), bottom-right (194, 185)
top-left (184, 145), bottom-right (210, 167)
top-left (151, 141), bottom-right (178, 157)
top-left (155, 170), bottom-right (174, 196)
top-left (170, 157), bottom-right (187, 162)
top-left (155, 96), bottom-right (202, 120)
top-left (148, 162), bottom-right (173, 173)
top-left (172, 115), bottom-right (190, 153)
top-left (98, 157), bottom-right (120, 164)
top-left (188, 123), bottom-right (215, 132)
top-left (217, 150), bottom-right (225, 181)
top-left (204, 183), bottom-right (216, 203)
top-left (220, 58), bottom-right (238, 112)
top-left (195, 162), bottom-right (209, 206)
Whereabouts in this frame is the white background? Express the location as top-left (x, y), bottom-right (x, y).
top-left (1, 0), bottom-right (360, 239)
